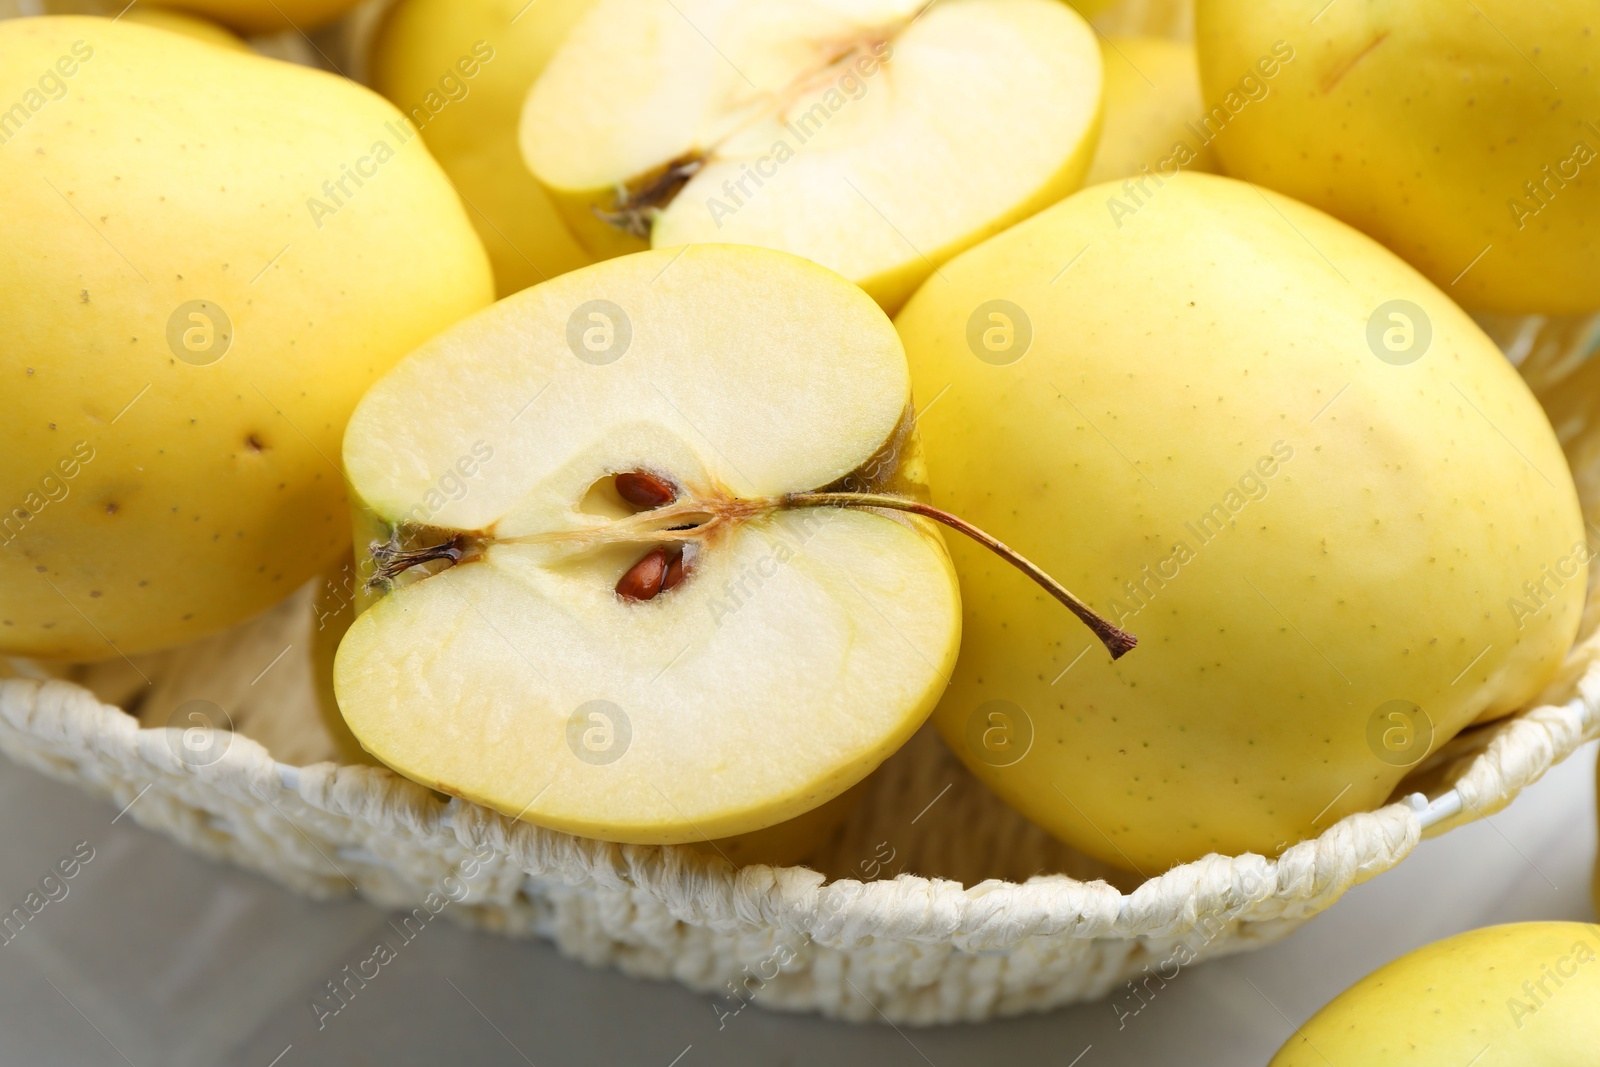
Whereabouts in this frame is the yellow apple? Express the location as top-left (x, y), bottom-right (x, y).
top-left (1195, 0), bottom-right (1600, 315)
top-left (897, 171), bottom-right (1584, 874)
top-left (368, 0), bottom-right (594, 297)
top-left (143, 0), bottom-right (361, 35)
top-left (0, 0), bottom-right (247, 49)
top-left (119, 6), bottom-right (248, 50)
top-left (0, 17), bottom-right (493, 660)
top-left (1084, 36), bottom-right (1217, 186)
top-left (519, 0), bottom-right (1103, 312)
top-left (690, 781), bottom-right (868, 868)
top-left (1270, 923), bottom-right (1600, 1065)
top-left (333, 245), bottom-right (962, 844)
top-left (309, 553), bottom-right (379, 765)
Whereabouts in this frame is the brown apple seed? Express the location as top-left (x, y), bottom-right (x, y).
top-left (616, 547), bottom-right (668, 601)
top-left (616, 470), bottom-right (676, 509)
top-left (662, 548), bottom-right (685, 592)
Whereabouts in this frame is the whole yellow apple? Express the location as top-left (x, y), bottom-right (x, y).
top-left (897, 171), bottom-right (1585, 874)
top-left (0, 0), bottom-right (247, 48)
top-left (368, 0), bottom-right (595, 297)
top-left (143, 0), bottom-right (361, 35)
top-left (1270, 923), bottom-right (1600, 1065)
top-left (1062, 0), bottom-right (1119, 17)
top-left (1195, 0), bottom-right (1600, 315)
top-left (689, 781), bottom-right (868, 868)
top-left (1084, 36), bottom-right (1218, 186)
top-left (0, 17), bottom-right (493, 660)
top-left (117, 6), bottom-right (249, 50)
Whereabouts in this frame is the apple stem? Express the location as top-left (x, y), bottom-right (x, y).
top-left (782, 492), bottom-right (1137, 660)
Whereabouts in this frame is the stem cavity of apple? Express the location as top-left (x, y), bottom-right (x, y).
top-left (595, 153), bottom-right (706, 239)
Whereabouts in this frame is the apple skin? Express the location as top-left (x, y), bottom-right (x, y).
top-left (896, 171), bottom-right (1584, 875)
top-left (368, 0), bottom-right (595, 297)
top-left (1195, 0), bottom-right (1600, 315)
top-left (118, 7), bottom-right (249, 50)
top-left (141, 0), bottom-right (362, 34)
top-left (1270, 923), bottom-right (1600, 1065)
top-left (690, 780), bottom-right (868, 868)
top-left (309, 553), bottom-right (380, 766)
top-left (1085, 36), bottom-right (1217, 186)
top-left (0, 17), bottom-right (493, 660)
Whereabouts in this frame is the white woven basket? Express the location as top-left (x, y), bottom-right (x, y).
top-left (5, 0), bottom-right (1600, 1026)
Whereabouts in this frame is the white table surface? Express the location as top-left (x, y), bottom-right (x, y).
top-left (0, 739), bottom-right (1593, 1067)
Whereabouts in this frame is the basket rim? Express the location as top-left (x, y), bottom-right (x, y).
top-left (2, 627), bottom-right (1596, 949)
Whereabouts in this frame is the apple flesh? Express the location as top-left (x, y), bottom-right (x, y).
top-left (333, 245), bottom-right (965, 844)
top-left (519, 0), bottom-right (1103, 312)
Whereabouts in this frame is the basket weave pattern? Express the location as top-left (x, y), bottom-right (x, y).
top-left (1, 602), bottom-right (1596, 1022)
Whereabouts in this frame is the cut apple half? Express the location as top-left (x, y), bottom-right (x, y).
top-left (335, 245), bottom-right (1130, 844)
top-left (519, 0), bottom-right (1103, 312)
top-left (335, 245), bottom-right (965, 844)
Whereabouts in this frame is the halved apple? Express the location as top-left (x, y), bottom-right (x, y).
top-left (333, 245), bottom-right (964, 844)
top-left (519, 0), bottom-right (1103, 312)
